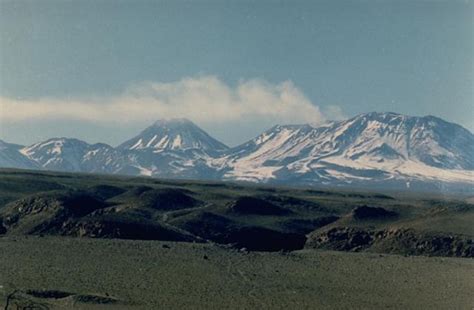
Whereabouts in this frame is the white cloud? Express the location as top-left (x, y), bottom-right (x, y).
top-left (0, 76), bottom-right (332, 126)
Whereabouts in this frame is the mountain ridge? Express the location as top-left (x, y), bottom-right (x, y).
top-left (1, 113), bottom-right (473, 191)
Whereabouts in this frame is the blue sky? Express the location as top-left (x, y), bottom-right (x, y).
top-left (0, 0), bottom-right (472, 147)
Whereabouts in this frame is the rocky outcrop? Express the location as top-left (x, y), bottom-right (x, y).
top-left (306, 227), bottom-right (473, 258)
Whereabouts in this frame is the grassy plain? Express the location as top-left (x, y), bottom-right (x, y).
top-left (0, 169), bottom-right (472, 309)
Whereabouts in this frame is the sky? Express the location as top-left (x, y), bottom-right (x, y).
top-left (0, 0), bottom-right (472, 147)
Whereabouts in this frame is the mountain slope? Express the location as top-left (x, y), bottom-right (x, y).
top-left (0, 140), bottom-right (38, 169)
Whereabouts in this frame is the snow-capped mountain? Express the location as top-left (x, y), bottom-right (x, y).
top-left (219, 112), bottom-right (474, 189)
top-left (20, 138), bottom-right (92, 172)
top-left (116, 119), bottom-right (229, 178)
top-left (19, 138), bottom-right (126, 174)
top-left (1, 114), bottom-right (473, 191)
top-left (118, 118), bottom-right (228, 155)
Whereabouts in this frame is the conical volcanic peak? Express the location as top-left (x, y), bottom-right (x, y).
top-left (118, 119), bottom-right (228, 155)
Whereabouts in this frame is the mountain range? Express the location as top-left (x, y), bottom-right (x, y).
top-left (1, 112), bottom-right (473, 192)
